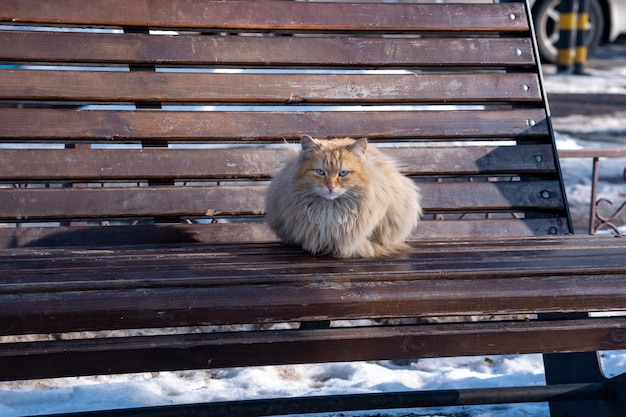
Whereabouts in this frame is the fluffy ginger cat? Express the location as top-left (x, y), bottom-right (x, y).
top-left (265, 136), bottom-right (421, 258)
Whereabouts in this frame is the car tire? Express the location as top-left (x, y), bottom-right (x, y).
top-left (533, 0), bottom-right (605, 63)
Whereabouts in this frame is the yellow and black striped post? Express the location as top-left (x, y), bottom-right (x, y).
top-left (574, 0), bottom-right (589, 74)
top-left (556, 0), bottom-right (589, 74)
top-left (556, 0), bottom-right (577, 73)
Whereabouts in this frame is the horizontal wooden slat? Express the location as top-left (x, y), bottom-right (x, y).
top-left (5, 236), bottom-right (626, 287)
top-left (0, 108), bottom-right (549, 141)
top-left (0, 185), bottom-right (265, 219)
top-left (0, 70), bottom-right (542, 104)
top-left (0, 31), bottom-right (535, 67)
top-left (1, 236), bottom-right (626, 335)
top-left (1, 1), bottom-right (528, 31)
top-left (1, 317), bottom-right (625, 381)
top-left (0, 145), bottom-right (557, 181)
top-left (0, 180), bottom-right (565, 220)
top-left (420, 180), bottom-right (564, 212)
top-left (0, 217), bottom-right (572, 249)
top-left (414, 217), bottom-right (569, 239)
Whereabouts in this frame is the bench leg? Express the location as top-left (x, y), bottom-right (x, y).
top-left (544, 351), bottom-right (613, 416)
top-left (606, 372), bottom-right (626, 415)
top-left (542, 313), bottom-right (616, 416)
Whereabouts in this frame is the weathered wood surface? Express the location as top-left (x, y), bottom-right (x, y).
top-left (0, 0), bottom-right (568, 243)
top-left (0, 180), bottom-right (565, 220)
top-left (1, 235), bottom-right (626, 382)
top-left (0, 70), bottom-right (542, 103)
top-left (0, 109), bottom-right (549, 141)
top-left (1, 236), bottom-right (626, 336)
top-left (2, 317), bottom-right (626, 381)
top-left (0, 0), bottom-right (557, 241)
top-left (0, 31), bottom-right (536, 67)
top-left (0, 145), bottom-right (557, 180)
top-left (1, 1), bottom-right (529, 31)
top-left (0, 218), bottom-right (573, 249)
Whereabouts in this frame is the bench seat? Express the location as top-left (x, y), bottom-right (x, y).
top-left (2, 235), bottom-right (626, 381)
top-left (1, 1), bottom-right (625, 416)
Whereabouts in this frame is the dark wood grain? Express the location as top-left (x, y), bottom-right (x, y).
top-left (0, 145), bottom-right (557, 181)
top-left (1, 236), bottom-right (626, 336)
top-left (0, 218), bottom-right (572, 249)
top-left (0, 180), bottom-right (564, 220)
top-left (6, 236), bottom-right (626, 287)
top-left (1, 1), bottom-right (528, 31)
top-left (1, 317), bottom-right (624, 381)
top-left (0, 70), bottom-right (542, 103)
top-left (0, 108), bottom-right (549, 141)
top-left (0, 31), bottom-right (534, 67)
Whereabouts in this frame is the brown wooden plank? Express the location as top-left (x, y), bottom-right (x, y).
top-left (0, 269), bottom-right (615, 324)
top-left (4, 221), bottom-right (561, 253)
top-left (4, 236), bottom-right (626, 286)
top-left (0, 144), bottom-right (557, 181)
top-left (0, 180), bottom-right (565, 221)
top-left (0, 148), bottom-right (289, 181)
top-left (415, 217), bottom-right (569, 239)
top-left (0, 217), bottom-right (571, 249)
top-left (0, 70), bottom-right (542, 104)
top-left (1, 1), bottom-right (528, 31)
top-left (6, 235), bottom-right (624, 290)
top-left (0, 186), bottom-right (266, 220)
top-left (8, 235), bottom-right (621, 288)
top-left (12, 248), bottom-right (618, 299)
top-left (421, 180), bottom-right (565, 212)
top-left (0, 222), bottom-right (275, 249)
top-left (0, 31), bottom-right (535, 67)
top-left (1, 317), bottom-right (624, 381)
top-left (0, 108), bottom-right (549, 141)
top-left (2, 236), bottom-right (626, 334)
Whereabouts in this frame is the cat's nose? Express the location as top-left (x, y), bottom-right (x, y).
top-left (327, 184), bottom-right (335, 192)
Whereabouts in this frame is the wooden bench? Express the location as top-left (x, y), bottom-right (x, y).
top-left (1, 0), bottom-right (626, 416)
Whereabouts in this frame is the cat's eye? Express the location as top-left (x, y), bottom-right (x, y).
top-left (338, 170), bottom-right (349, 177)
top-left (315, 169), bottom-right (326, 176)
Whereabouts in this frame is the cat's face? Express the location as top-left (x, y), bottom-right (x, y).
top-left (295, 136), bottom-right (368, 200)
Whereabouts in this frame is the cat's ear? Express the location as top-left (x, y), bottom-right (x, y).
top-left (348, 138), bottom-right (368, 158)
top-left (301, 135), bottom-right (319, 152)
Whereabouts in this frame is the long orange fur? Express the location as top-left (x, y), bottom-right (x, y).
top-left (265, 136), bottom-right (421, 258)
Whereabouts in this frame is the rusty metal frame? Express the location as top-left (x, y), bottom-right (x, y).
top-left (559, 148), bottom-right (626, 235)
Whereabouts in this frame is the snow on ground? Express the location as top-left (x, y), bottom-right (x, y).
top-left (545, 64), bottom-right (626, 234)
top-left (543, 66), bottom-right (626, 95)
top-left (1, 350), bottom-right (625, 417)
top-left (2, 62), bottom-right (626, 417)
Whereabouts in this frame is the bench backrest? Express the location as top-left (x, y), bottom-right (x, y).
top-left (0, 0), bottom-right (572, 248)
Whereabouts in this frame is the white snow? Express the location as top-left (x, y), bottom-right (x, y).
top-left (0, 356), bottom-right (551, 417)
top-left (2, 351), bottom-right (624, 417)
top-left (547, 64), bottom-right (626, 234)
top-left (2, 63), bottom-right (626, 417)
top-left (543, 67), bottom-right (626, 95)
